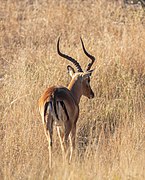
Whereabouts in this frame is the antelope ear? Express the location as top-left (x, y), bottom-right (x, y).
top-left (83, 69), bottom-right (94, 79)
top-left (67, 65), bottom-right (75, 77)
top-left (88, 69), bottom-right (95, 74)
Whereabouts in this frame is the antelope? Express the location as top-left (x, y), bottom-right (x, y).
top-left (38, 37), bottom-right (95, 167)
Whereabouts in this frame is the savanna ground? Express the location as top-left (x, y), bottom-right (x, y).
top-left (0, 0), bottom-right (145, 179)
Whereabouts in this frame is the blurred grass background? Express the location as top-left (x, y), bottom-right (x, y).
top-left (0, 0), bottom-right (145, 179)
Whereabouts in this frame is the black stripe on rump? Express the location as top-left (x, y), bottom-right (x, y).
top-left (44, 102), bottom-right (49, 117)
top-left (53, 96), bottom-right (59, 120)
top-left (60, 101), bottom-right (69, 121)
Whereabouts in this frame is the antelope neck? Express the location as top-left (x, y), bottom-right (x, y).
top-left (67, 77), bottom-right (82, 104)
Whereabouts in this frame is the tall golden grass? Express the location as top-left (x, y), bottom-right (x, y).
top-left (0, 0), bottom-right (145, 179)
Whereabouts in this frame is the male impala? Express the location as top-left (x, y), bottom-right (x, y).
top-left (38, 37), bottom-right (95, 167)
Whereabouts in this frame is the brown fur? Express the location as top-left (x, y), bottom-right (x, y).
top-left (38, 86), bottom-right (57, 107)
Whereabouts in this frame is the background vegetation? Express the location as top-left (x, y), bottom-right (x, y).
top-left (0, 0), bottom-right (145, 179)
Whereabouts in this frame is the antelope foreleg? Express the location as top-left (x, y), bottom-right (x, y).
top-left (64, 121), bottom-right (72, 161)
top-left (69, 124), bottom-right (76, 163)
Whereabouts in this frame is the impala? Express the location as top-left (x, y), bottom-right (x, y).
top-left (38, 37), bottom-right (95, 167)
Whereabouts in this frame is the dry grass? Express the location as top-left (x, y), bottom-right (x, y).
top-left (0, 0), bottom-right (145, 179)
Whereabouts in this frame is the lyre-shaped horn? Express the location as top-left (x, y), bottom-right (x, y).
top-left (57, 37), bottom-right (83, 72)
top-left (80, 37), bottom-right (95, 71)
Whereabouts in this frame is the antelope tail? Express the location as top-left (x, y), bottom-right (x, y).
top-left (43, 96), bottom-right (59, 121)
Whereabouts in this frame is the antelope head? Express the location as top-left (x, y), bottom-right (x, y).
top-left (57, 37), bottom-right (95, 102)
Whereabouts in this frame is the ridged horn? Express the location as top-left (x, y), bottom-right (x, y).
top-left (80, 37), bottom-right (95, 71)
top-left (57, 37), bottom-right (83, 72)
